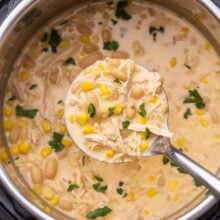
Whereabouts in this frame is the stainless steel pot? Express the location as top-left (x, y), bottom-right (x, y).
top-left (0, 0), bottom-right (219, 219)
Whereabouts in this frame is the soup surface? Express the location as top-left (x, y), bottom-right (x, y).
top-left (2, 1), bottom-right (220, 219)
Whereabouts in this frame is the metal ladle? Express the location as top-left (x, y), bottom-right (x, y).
top-left (65, 60), bottom-right (220, 199)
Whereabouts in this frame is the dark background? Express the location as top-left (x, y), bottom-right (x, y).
top-left (0, 0), bottom-right (219, 219)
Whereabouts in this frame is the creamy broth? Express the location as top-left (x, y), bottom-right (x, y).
top-left (2, 1), bottom-right (220, 219)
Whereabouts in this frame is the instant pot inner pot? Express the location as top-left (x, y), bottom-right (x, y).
top-left (0, 0), bottom-right (219, 219)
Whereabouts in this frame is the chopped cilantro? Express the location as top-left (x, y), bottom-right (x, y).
top-left (67, 183), bottom-right (79, 192)
top-left (82, 155), bottom-right (86, 166)
top-left (184, 108), bottom-right (192, 119)
top-left (119, 181), bottom-right (124, 187)
top-left (16, 105), bottom-right (38, 119)
top-left (59, 20), bottom-right (68, 26)
top-left (57, 100), bottom-right (63, 104)
top-left (29, 84), bottom-right (38, 90)
top-left (111, 18), bottom-right (118, 25)
top-left (122, 120), bottom-right (130, 129)
top-left (88, 103), bottom-right (96, 118)
top-left (64, 57), bottom-right (76, 65)
top-left (42, 48), bottom-right (48, 52)
top-left (113, 78), bottom-right (121, 84)
top-left (14, 156), bottom-right (19, 160)
top-left (115, 1), bottom-right (132, 20)
top-left (86, 206), bottom-right (112, 219)
top-left (94, 176), bottom-right (103, 182)
top-left (103, 40), bottom-right (119, 51)
top-left (108, 107), bottom-right (115, 117)
top-left (162, 156), bottom-right (170, 165)
top-left (183, 89), bottom-right (205, 109)
top-left (139, 103), bottom-right (146, 117)
top-left (93, 183), bottom-right (107, 193)
top-left (48, 132), bottom-right (64, 152)
top-left (123, 192), bottom-right (128, 198)
top-left (144, 127), bottom-right (151, 139)
top-left (194, 178), bottom-right (202, 187)
top-left (117, 187), bottom-right (123, 195)
top-left (41, 32), bottom-right (48, 42)
top-left (149, 26), bottom-right (165, 41)
top-left (8, 95), bottom-right (16, 101)
top-left (48, 28), bottom-right (62, 53)
top-left (177, 167), bottom-right (187, 174)
top-left (184, 64), bottom-right (191, 69)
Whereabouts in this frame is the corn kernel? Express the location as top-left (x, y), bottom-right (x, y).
top-left (80, 51), bottom-right (85, 56)
top-left (215, 134), bottom-right (220, 139)
top-left (127, 192), bottom-right (135, 200)
top-left (44, 206), bottom-right (52, 214)
top-left (82, 125), bottom-right (94, 134)
top-left (113, 104), bottom-right (123, 115)
top-left (183, 84), bottom-right (190, 90)
top-left (58, 39), bottom-right (70, 48)
top-left (68, 115), bottom-right (75, 123)
top-left (181, 27), bottom-right (189, 33)
top-left (139, 142), bottom-right (148, 152)
top-left (42, 187), bottom-right (54, 200)
top-left (34, 185), bottom-right (42, 194)
top-left (200, 76), bottom-right (208, 84)
top-left (79, 35), bottom-right (90, 43)
top-left (11, 145), bottom-right (19, 155)
top-left (92, 35), bottom-right (99, 44)
top-left (76, 112), bottom-right (88, 126)
top-left (149, 97), bottom-right (158, 103)
top-left (147, 188), bottom-right (157, 198)
top-left (3, 107), bottom-right (13, 117)
top-left (0, 150), bottom-right (8, 162)
top-left (81, 81), bottom-right (93, 92)
top-left (61, 138), bottom-right (73, 148)
top-left (169, 57), bottom-right (177, 68)
top-left (41, 119), bottom-right (51, 133)
top-left (140, 132), bottom-right (146, 140)
top-left (94, 145), bottom-right (103, 150)
top-left (143, 210), bottom-right (152, 216)
top-left (168, 179), bottom-right (178, 190)
top-left (137, 115), bottom-right (147, 124)
top-left (41, 147), bottom-right (52, 158)
top-left (148, 175), bottom-right (156, 183)
top-left (195, 110), bottom-right (205, 116)
top-left (176, 138), bottom-right (185, 147)
top-left (19, 70), bottom-right (29, 80)
top-left (17, 119), bottom-right (26, 128)
top-left (169, 193), bottom-right (179, 201)
top-left (59, 124), bottom-right (67, 133)
top-left (4, 119), bottom-right (14, 131)
top-left (200, 118), bottom-right (209, 127)
top-left (32, 48), bottom-right (41, 58)
top-left (106, 149), bottom-right (115, 157)
top-left (18, 142), bottom-right (30, 154)
top-left (55, 108), bottom-right (64, 119)
top-left (99, 85), bottom-right (110, 96)
top-left (205, 42), bottom-right (212, 51)
top-left (50, 195), bottom-right (59, 206)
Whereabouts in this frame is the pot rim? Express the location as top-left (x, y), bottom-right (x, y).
top-left (0, 0), bottom-right (219, 219)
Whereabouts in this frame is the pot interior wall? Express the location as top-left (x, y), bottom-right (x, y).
top-left (0, 0), bottom-right (219, 219)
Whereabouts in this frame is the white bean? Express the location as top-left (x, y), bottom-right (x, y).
top-left (77, 25), bottom-right (92, 35)
top-left (31, 166), bottom-right (43, 184)
top-left (131, 86), bottom-right (144, 99)
top-left (111, 70), bottom-right (127, 81)
top-left (45, 157), bottom-right (58, 179)
top-left (210, 108), bottom-right (219, 124)
top-left (126, 105), bottom-right (136, 119)
top-left (102, 29), bottom-right (111, 43)
top-left (105, 51), bottom-right (129, 59)
top-left (79, 52), bottom-right (103, 69)
top-left (58, 199), bottom-right (73, 211)
top-left (83, 43), bottom-right (98, 53)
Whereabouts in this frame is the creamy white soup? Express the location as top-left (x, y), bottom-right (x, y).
top-left (2, 0), bottom-right (220, 219)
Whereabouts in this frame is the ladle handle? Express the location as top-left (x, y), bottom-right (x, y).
top-left (154, 137), bottom-right (220, 198)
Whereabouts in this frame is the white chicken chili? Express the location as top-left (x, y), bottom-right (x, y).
top-left (2, 0), bottom-right (220, 219)
top-left (65, 58), bottom-right (172, 162)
